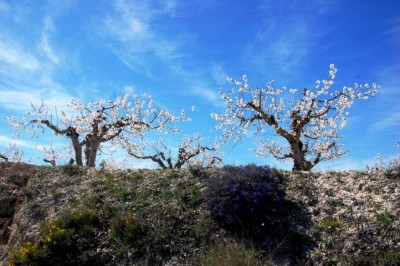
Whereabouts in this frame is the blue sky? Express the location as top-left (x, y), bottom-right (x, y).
top-left (0, 0), bottom-right (399, 170)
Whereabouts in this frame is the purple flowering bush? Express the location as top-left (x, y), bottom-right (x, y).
top-left (205, 165), bottom-right (286, 235)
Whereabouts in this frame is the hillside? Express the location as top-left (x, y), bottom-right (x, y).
top-left (0, 162), bottom-right (399, 265)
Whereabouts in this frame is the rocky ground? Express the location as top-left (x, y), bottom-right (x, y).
top-left (0, 162), bottom-right (399, 265)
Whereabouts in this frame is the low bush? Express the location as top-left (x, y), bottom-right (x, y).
top-left (9, 208), bottom-right (101, 265)
top-left (110, 212), bottom-right (147, 248)
top-left (61, 164), bottom-right (84, 177)
top-left (205, 165), bottom-right (286, 235)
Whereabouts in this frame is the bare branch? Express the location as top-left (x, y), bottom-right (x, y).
top-left (0, 153), bottom-right (8, 162)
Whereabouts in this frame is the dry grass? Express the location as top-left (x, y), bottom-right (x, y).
top-left (200, 239), bottom-right (269, 266)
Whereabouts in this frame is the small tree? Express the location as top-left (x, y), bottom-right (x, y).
top-left (5, 94), bottom-right (181, 167)
top-left (0, 144), bottom-right (24, 163)
top-left (34, 140), bottom-right (72, 166)
top-left (212, 65), bottom-right (379, 171)
top-left (127, 133), bottom-right (222, 169)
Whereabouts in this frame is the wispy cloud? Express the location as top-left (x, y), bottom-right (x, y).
top-left (191, 86), bottom-right (221, 107)
top-left (244, 1), bottom-right (336, 77)
top-left (383, 18), bottom-right (400, 43)
top-left (369, 107), bottom-right (400, 132)
top-left (123, 85), bottom-right (136, 94)
top-left (245, 18), bottom-right (314, 73)
top-left (0, 37), bottom-right (40, 71)
top-left (102, 0), bottom-right (188, 72)
top-left (367, 62), bottom-right (400, 132)
top-left (97, 0), bottom-right (228, 107)
top-left (247, 19), bottom-right (312, 73)
top-left (0, 135), bottom-right (33, 148)
top-left (0, 86), bottom-right (73, 112)
top-left (37, 18), bottom-right (60, 65)
top-left (166, 63), bottom-right (222, 107)
top-left (374, 63), bottom-right (400, 97)
top-left (0, 2), bottom-right (82, 114)
top-left (211, 63), bottom-right (228, 84)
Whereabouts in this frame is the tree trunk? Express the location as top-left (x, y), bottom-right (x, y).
top-left (291, 142), bottom-right (307, 171)
top-left (86, 142), bottom-right (99, 167)
top-left (291, 146), bottom-right (314, 171)
top-left (70, 135), bottom-right (83, 166)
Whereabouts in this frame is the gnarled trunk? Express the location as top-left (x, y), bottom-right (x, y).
top-left (84, 140), bottom-right (99, 167)
top-left (291, 144), bottom-right (306, 171)
top-left (290, 141), bottom-right (313, 171)
top-left (70, 133), bottom-right (83, 166)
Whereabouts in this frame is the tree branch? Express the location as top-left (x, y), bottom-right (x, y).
top-left (32, 119), bottom-right (69, 135)
top-left (43, 158), bottom-right (56, 166)
top-left (0, 153), bottom-right (8, 161)
top-left (129, 151), bottom-right (168, 170)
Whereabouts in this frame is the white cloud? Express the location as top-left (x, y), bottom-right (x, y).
top-left (0, 37), bottom-right (40, 71)
top-left (102, 0), bottom-right (189, 71)
top-left (370, 107), bottom-right (400, 132)
top-left (383, 18), bottom-right (400, 43)
top-left (105, 16), bottom-right (149, 41)
top-left (211, 63), bottom-right (228, 84)
top-left (124, 85), bottom-right (136, 94)
top-left (0, 85), bottom-right (73, 113)
top-left (100, 0), bottom-right (227, 108)
top-left (191, 87), bottom-right (221, 107)
top-left (38, 34), bottom-right (60, 65)
top-left (244, 1), bottom-right (337, 77)
top-left (0, 7), bottom-right (78, 114)
top-left (374, 64), bottom-right (400, 97)
top-left (37, 18), bottom-right (60, 65)
top-left (245, 16), bottom-right (314, 75)
top-left (0, 135), bottom-right (33, 148)
top-left (367, 63), bottom-right (400, 132)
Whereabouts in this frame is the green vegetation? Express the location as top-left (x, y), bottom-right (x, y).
top-left (61, 164), bottom-right (84, 176)
top-left (10, 208), bottom-right (101, 265)
top-left (199, 239), bottom-right (267, 266)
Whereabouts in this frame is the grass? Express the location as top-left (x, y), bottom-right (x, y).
top-left (199, 239), bottom-right (268, 266)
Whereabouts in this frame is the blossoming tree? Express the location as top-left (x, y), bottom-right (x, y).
top-left (35, 140), bottom-right (72, 166)
top-left (5, 94), bottom-right (182, 167)
top-left (212, 65), bottom-right (379, 171)
top-left (0, 144), bottom-right (24, 162)
top-left (127, 133), bottom-right (222, 169)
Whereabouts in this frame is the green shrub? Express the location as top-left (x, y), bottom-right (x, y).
top-left (9, 208), bottom-right (101, 265)
top-left (320, 217), bottom-right (341, 232)
top-left (61, 164), bottom-right (84, 176)
top-left (178, 186), bottom-right (203, 207)
top-left (110, 212), bottom-right (147, 246)
top-left (9, 242), bottom-right (48, 266)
